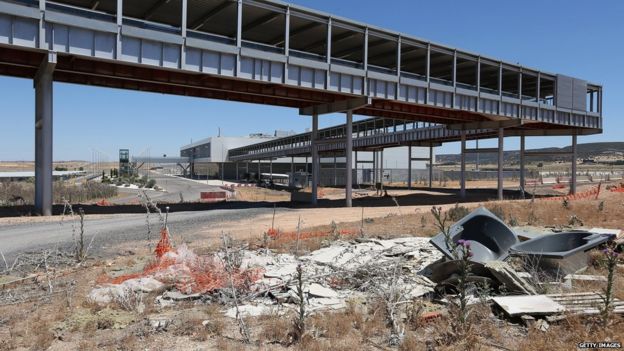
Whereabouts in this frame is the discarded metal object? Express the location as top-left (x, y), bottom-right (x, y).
top-left (428, 260), bottom-right (536, 295)
top-left (430, 207), bottom-right (518, 263)
top-left (509, 231), bottom-right (616, 275)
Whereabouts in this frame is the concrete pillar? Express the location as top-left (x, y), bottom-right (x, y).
top-left (345, 110), bottom-right (353, 207)
top-left (520, 135), bottom-right (525, 196)
top-left (571, 135), bottom-right (577, 195)
top-left (498, 128), bottom-right (504, 200)
top-left (311, 114), bottom-right (319, 205)
top-left (429, 145), bottom-right (434, 189)
top-left (460, 131), bottom-right (466, 198)
top-left (407, 145), bottom-right (412, 189)
top-left (34, 52), bottom-right (56, 216)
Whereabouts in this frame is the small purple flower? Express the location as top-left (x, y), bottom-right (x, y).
top-left (457, 239), bottom-right (466, 246)
top-left (467, 251), bottom-right (474, 258)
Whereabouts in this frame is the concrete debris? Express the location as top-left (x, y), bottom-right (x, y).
top-left (492, 295), bottom-right (566, 317)
top-left (306, 283), bottom-right (339, 298)
top-left (534, 319), bottom-right (549, 332)
top-left (484, 261), bottom-right (537, 295)
top-left (161, 291), bottom-right (202, 301)
top-left (88, 277), bottom-right (165, 305)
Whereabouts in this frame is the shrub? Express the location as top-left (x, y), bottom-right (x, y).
top-left (146, 179), bottom-right (157, 188)
top-left (447, 203), bottom-right (470, 222)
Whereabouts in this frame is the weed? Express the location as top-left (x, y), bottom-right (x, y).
top-left (447, 203), bottom-right (470, 222)
top-left (599, 242), bottom-right (621, 327)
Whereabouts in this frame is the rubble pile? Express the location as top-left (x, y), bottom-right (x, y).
top-left (87, 207), bottom-right (622, 326)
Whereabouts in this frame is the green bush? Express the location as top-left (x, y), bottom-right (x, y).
top-left (146, 179), bottom-right (157, 188)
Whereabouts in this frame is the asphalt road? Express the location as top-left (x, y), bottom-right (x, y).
top-left (0, 207), bottom-right (281, 261)
top-left (114, 172), bottom-right (221, 204)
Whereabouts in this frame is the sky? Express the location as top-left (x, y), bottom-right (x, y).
top-left (1, 0), bottom-right (623, 162)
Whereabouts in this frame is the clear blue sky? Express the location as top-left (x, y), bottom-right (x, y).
top-left (1, 0), bottom-right (622, 162)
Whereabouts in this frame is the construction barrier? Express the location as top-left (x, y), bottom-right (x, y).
top-left (541, 183), bottom-right (602, 202)
top-left (101, 228), bottom-right (263, 294)
top-left (200, 191), bottom-right (227, 202)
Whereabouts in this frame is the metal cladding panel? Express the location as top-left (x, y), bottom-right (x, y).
top-left (556, 75), bottom-right (574, 110)
top-left (572, 79), bottom-right (587, 111)
top-left (51, 24), bottom-right (68, 51)
top-left (203, 51), bottom-right (220, 74)
top-left (271, 61), bottom-right (284, 82)
top-left (300, 66), bottom-right (313, 87)
top-left (185, 47), bottom-right (201, 71)
top-left (12, 17), bottom-right (38, 48)
top-left (288, 65), bottom-right (300, 85)
top-left (68, 27), bottom-right (94, 56)
top-left (141, 40), bottom-right (162, 66)
top-left (480, 98), bottom-right (498, 114)
top-left (0, 14), bottom-right (10, 44)
top-left (429, 90), bottom-right (452, 108)
top-left (94, 31), bottom-right (115, 59)
top-left (163, 43), bottom-right (180, 68)
top-left (220, 54), bottom-right (235, 76)
top-left (121, 36), bottom-right (141, 63)
top-left (501, 102), bottom-right (517, 117)
top-left (457, 94), bottom-right (476, 111)
top-left (522, 106), bottom-right (537, 120)
top-left (341, 74), bottom-right (352, 92)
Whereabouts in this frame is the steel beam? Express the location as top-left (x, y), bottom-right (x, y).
top-left (447, 119), bottom-right (529, 130)
top-left (460, 130), bottom-right (466, 198)
top-left (34, 52), bottom-right (56, 216)
top-left (571, 135), bottom-right (577, 195)
top-left (497, 128), bottom-right (504, 200)
top-left (463, 147), bottom-right (499, 154)
top-left (300, 97), bottom-right (371, 116)
top-left (345, 110), bottom-right (353, 207)
top-left (311, 114), bottom-right (319, 204)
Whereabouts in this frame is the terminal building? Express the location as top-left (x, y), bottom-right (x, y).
top-left (180, 129), bottom-right (434, 186)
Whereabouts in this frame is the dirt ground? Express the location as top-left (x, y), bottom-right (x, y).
top-left (1, 186), bottom-right (623, 350)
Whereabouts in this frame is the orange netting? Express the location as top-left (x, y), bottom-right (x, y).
top-left (95, 198), bottom-right (112, 206)
top-left (540, 183), bottom-right (602, 202)
top-left (99, 228), bottom-right (263, 294)
top-left (609, 183), bottom-right (624, 193)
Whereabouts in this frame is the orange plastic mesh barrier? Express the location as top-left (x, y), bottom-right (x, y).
top-left (95, 198), bottom-right (112, 206)
top-left (100, 228), bottom-right (263, 294)
top-left (155, 228), bottom-right (173, 258)
top-left (540, 183), bottom-right (602, 202)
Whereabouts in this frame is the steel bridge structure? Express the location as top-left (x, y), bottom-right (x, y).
top-left (0, 0), bottom-right (603, 214)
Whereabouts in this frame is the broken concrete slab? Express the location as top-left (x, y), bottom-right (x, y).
top-left (484, 261), bottom-right (537, 295)
top-left (307, 283), bottom-right (339, 299)
top-left (492, 295), bottom-right (565, 316)
top-left (161, 291), bottom-right (202, 301)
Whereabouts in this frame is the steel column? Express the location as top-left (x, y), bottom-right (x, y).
top-left (311, 114), bottom-right (319, 205)
top-left (379, 149), bottom-right (384, 191)
top-left (345, 110), bottom-right (353, 207)
top-left (571, 135), bottom-right (577, 195)
top-left (269, 158), bottom-right (273, 180)
top-left (34, 52), bottom-right (56, 216)
top-left (116, 0), bottom-right (123, 58)
top-left (520, 135), bottom-right (525, 195)
top-left (407, 144), bottom-right (412, 189)
top-left (460, 131), bottom-right (466, 198)
top-left (429, 145), bottom-right (433, 189)
top-left (333, 156), bottom-right (337, 186)
top-left (498, 128), bottom-right (504, 200)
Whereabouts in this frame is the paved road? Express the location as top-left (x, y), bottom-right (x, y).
top-left (114, 172), bottom-right (222, 204)
top-left (0, 207), bottom-right (282, 261)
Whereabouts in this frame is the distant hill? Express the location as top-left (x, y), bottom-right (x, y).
top-left (436, 142), bottom-right (624, 164)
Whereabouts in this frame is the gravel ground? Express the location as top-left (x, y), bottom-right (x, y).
top-left (0, 207), bottom-right (288, 262)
